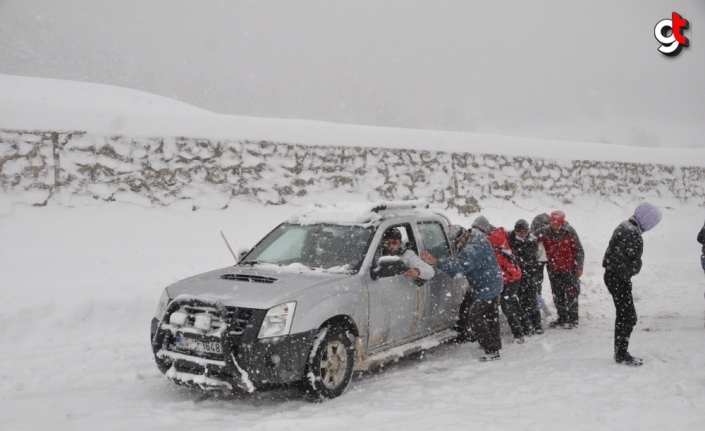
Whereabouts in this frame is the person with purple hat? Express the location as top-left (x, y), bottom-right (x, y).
top-left (602, 202), bottom-right (662, 367)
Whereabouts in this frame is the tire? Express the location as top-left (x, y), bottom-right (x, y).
top-left (300, 326), bottom-right (355, 401)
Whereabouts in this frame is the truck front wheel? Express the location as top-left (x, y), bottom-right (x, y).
top-left (300, 326), bottom-right (355, 401)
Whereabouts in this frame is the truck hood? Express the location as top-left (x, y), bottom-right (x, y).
top-left (165, 264), bottom-right (351, 310)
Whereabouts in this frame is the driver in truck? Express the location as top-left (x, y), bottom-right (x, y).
top-left (381, 228), bottom-right (435, 280)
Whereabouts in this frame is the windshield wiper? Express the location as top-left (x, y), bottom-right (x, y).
top-left (239, 260), bottom-right (261, 266)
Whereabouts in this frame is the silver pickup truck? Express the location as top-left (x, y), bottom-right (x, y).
top-left (151, 201), bottom-right (470, 400)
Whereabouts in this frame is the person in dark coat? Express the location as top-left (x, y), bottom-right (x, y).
top-left (421, 225), bottom-right (504, 362)
top-left (603, 202), bottom-right (662, 367)
top-left (698, 221), bottom-right (705, 275)
top-left (472, 215), bottom-right (530, 343)
top-left (530, 213), bottom-right (552, 316)
top-left (535, 211), bottom-right (585, 329)
top-left (509, 219), bottom-right (545, 334)
top-left (530, 215), bottom-right (551, 295)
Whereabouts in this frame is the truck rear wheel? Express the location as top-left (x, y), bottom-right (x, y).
top-left (300, 326), bottom-right (355, 401)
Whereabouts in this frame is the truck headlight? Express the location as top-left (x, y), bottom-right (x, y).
top-left (155, 288), bottom-right (171, 321)
top-left (258, 302), bottom-right (296, 339)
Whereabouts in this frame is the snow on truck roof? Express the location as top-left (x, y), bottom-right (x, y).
top-left (288, 200), bottom-right (441, 226)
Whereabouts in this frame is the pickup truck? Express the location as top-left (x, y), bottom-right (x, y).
top-left (151, 200), bottom-right (470, 400)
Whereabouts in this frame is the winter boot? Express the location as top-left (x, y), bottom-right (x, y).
top-left (549, 318), bottom-right (565, 328)
top-left (615, 353), bottom-right (643, 367)
top-left (562, 322), bottom-right (574, 330)
top-left (513, 336), bottom-right (525, 344)
top-left (534, 326), bottom-right (544, 335)
top-left (479, 351), bottom-right (501, 362)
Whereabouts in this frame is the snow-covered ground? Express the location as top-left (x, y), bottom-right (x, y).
top-left (1, 193), bottom-right (704, 430)
top-left (1, 75), bottom-right (705, 430)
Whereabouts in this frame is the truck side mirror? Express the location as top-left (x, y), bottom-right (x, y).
top-left (372, 256), bottom-right (408, 279)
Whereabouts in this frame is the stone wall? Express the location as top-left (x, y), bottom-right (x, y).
top-left (1, 129), bottom-right (704, 213)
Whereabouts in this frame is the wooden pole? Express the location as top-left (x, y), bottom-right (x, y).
top-left (220, 231), bottom-right (239, 264)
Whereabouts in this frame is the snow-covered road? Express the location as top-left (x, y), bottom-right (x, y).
top-left (1, 199), bottom-right (704, 430)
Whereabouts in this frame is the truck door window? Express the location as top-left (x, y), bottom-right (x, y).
top-left (418, 222), bottom-right (452, 259)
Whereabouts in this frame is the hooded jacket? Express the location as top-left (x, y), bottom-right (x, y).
top-left (535, 223), bottom-right (585, 273)
top-left (436, 229), bottom-right (504, 301)
top-left (486, 227), bottom-right (522, 284)
top-left (602, 217), bottom-right (643, 278)
top-left (530, 213), bottom-right (550, 233)
top-left (697, 222), bottom-right (705, 256)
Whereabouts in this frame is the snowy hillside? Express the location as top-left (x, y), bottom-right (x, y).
top-left (1, 76), bottom-right (705, 430)
top-left (3, 74), bottom-right (705, 165)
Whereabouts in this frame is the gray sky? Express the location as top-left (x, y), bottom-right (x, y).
top-left (1, 0), bottom-right (703, 147)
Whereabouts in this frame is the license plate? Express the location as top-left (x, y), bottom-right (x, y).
top-left (174, 335), bottom-right (223, 354)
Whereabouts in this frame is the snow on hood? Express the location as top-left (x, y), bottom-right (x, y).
top-left (165, 265), bottom-right (349, 310)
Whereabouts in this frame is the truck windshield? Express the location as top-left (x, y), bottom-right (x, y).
top-left (241, 224), bottom-right (375, 273)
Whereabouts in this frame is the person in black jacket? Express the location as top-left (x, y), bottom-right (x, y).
top-left (509, 219), bottom-right (546, 334)
top-left (603, 202), bottom-right (662, 367)
top-left (698, 221), bottom-right (705, 276)
top-left (529, 214), bottom-right (550, 297)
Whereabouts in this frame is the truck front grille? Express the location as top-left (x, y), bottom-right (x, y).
top-left (162, 301), bottom-right (257, 359)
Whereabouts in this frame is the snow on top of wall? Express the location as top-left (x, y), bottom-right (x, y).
top-left (0, 73), bottom-right (209, 118)
top-left (2, 74), bottom-right (704, 167)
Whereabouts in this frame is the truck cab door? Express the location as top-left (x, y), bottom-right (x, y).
top-left (416, 221), bottom-right (467, 331)
top-left (367, 224), bottom-right (428, 351)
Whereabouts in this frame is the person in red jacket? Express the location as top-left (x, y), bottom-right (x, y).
top-left (472, 215), bottom-right (531, 342)
top-left (535, 211), bottom-right (585, 329)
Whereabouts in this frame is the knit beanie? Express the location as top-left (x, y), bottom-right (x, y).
top-left (448, 225), bottom-right (467, 243)
top-left (471, 215), bottom-right (491, 234)
top-left (549, 211), bottom-right (566, 226)
top-left (514, 219), bottom-right (530, 232)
